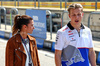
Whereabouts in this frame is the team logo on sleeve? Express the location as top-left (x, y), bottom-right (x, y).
top-left (55, 33), bottom-right (59, 45)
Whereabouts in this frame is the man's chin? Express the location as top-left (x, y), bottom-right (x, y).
top-left (75, 21), bottom-right (81, 24)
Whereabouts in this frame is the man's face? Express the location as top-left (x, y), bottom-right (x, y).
top-left (69, 8), bottom-right (83, 26)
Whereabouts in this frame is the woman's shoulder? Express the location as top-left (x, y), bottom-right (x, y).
top-left (8, 35), bottom-right (16, 42)
top-left (28, 35), bottom-right (36, 41)
top-left (7, 34), bottom-right (20, 43)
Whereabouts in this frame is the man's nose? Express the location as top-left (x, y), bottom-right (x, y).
top-left (75, 15), bottom-right (79, 18)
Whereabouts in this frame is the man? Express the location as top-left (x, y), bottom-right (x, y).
top-left (55, 3), bottom-right (96, 66)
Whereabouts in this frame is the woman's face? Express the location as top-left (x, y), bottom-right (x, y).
top-left (26, 20), bottom-right (35, 34)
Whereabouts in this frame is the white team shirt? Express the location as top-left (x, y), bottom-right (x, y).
top-left (55, 22), bottom-right (94, 66)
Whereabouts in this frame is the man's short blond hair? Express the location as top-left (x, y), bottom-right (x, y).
top-left (68, 3), bottom-right (83, 14)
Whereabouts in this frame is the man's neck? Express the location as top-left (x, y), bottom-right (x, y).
top-left (75, 25), bottom-right (81, 32)
top-left (70, 22), bottom-right (81, 32)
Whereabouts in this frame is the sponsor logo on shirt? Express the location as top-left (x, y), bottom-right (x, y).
top-left (70, 38), bottom-right (76, 41)
top-left (62, 27), bottom-right (68, 31)
top-left (62, 45), bottom-right (85, 66)
top-left (68, 33), bottom-right (73, 35)
top-left (68, 30), bottom-right (72, 33)
top-left (55, 33), bottom-right (59, 45)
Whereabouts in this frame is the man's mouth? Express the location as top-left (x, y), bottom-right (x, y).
top-left (75, 20), bottom-right (79, 23)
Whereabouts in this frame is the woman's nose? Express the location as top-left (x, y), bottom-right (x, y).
top-left (33, 26), bottom-right (35, 29)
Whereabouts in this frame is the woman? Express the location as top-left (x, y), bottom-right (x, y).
top-left (6, 15), bottom-right (40, 66)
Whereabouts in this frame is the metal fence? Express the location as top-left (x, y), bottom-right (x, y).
top-left (88, 11), bottom-right (100, 39)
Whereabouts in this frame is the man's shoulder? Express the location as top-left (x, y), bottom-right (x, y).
top-left (58, 25), bottom-right (69, 33)
top-left (83, 25), bottom-right (91, 32)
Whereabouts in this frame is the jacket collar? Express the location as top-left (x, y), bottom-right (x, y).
top-left (15, 34), bottom-right (35, 54)
top-left (15, 34), bottom-right (34, 43)
top-left (67, 21), bottom-right (85, 30)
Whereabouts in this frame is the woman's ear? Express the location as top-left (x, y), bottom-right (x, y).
top-left (22, 25), bottom-right (27, 30)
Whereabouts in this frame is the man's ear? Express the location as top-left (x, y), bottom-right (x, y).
top-left (82, 13), bottom-right (84, 16)
top-left (68, 14), bottom-right (71, 18)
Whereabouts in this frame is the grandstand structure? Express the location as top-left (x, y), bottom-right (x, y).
top-left (0, 0), bottom-right (100, 1)
top-left (0, 0), bottom-right (100, 9)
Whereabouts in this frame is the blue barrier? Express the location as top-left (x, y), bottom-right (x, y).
top-left (0, 31), bottom-right (12, 39)
top-left (35, 38), bottom-right (44, 48)
top-left (0, 31), bottom-right (5, 38)
top-left (97, 52), bottom-right (100, 64)
top-left (4, 32), bottom-right (10, 39)
top-left (0, 30), bottom-right (56, 52)
top-left (43, 40), bottom-right (52, 49)
top-left (9, 33), bottom-right (12, 39)
top-left (51, 42), bottom-right (55, 52)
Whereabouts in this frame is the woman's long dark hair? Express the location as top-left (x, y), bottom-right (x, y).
top-left (12, 15), bottom-right (33, 36)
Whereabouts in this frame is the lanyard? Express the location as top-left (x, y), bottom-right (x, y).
top-left (20, 35), bottom-right (32, 63)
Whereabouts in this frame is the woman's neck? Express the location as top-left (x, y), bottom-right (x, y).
top-left (20, 32), bottom-right (28, 39)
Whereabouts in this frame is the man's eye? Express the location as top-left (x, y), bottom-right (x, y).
top-left (78, 14), bottom-right (81, 16)
top-left (72, 15), bottom-right (76, 16)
